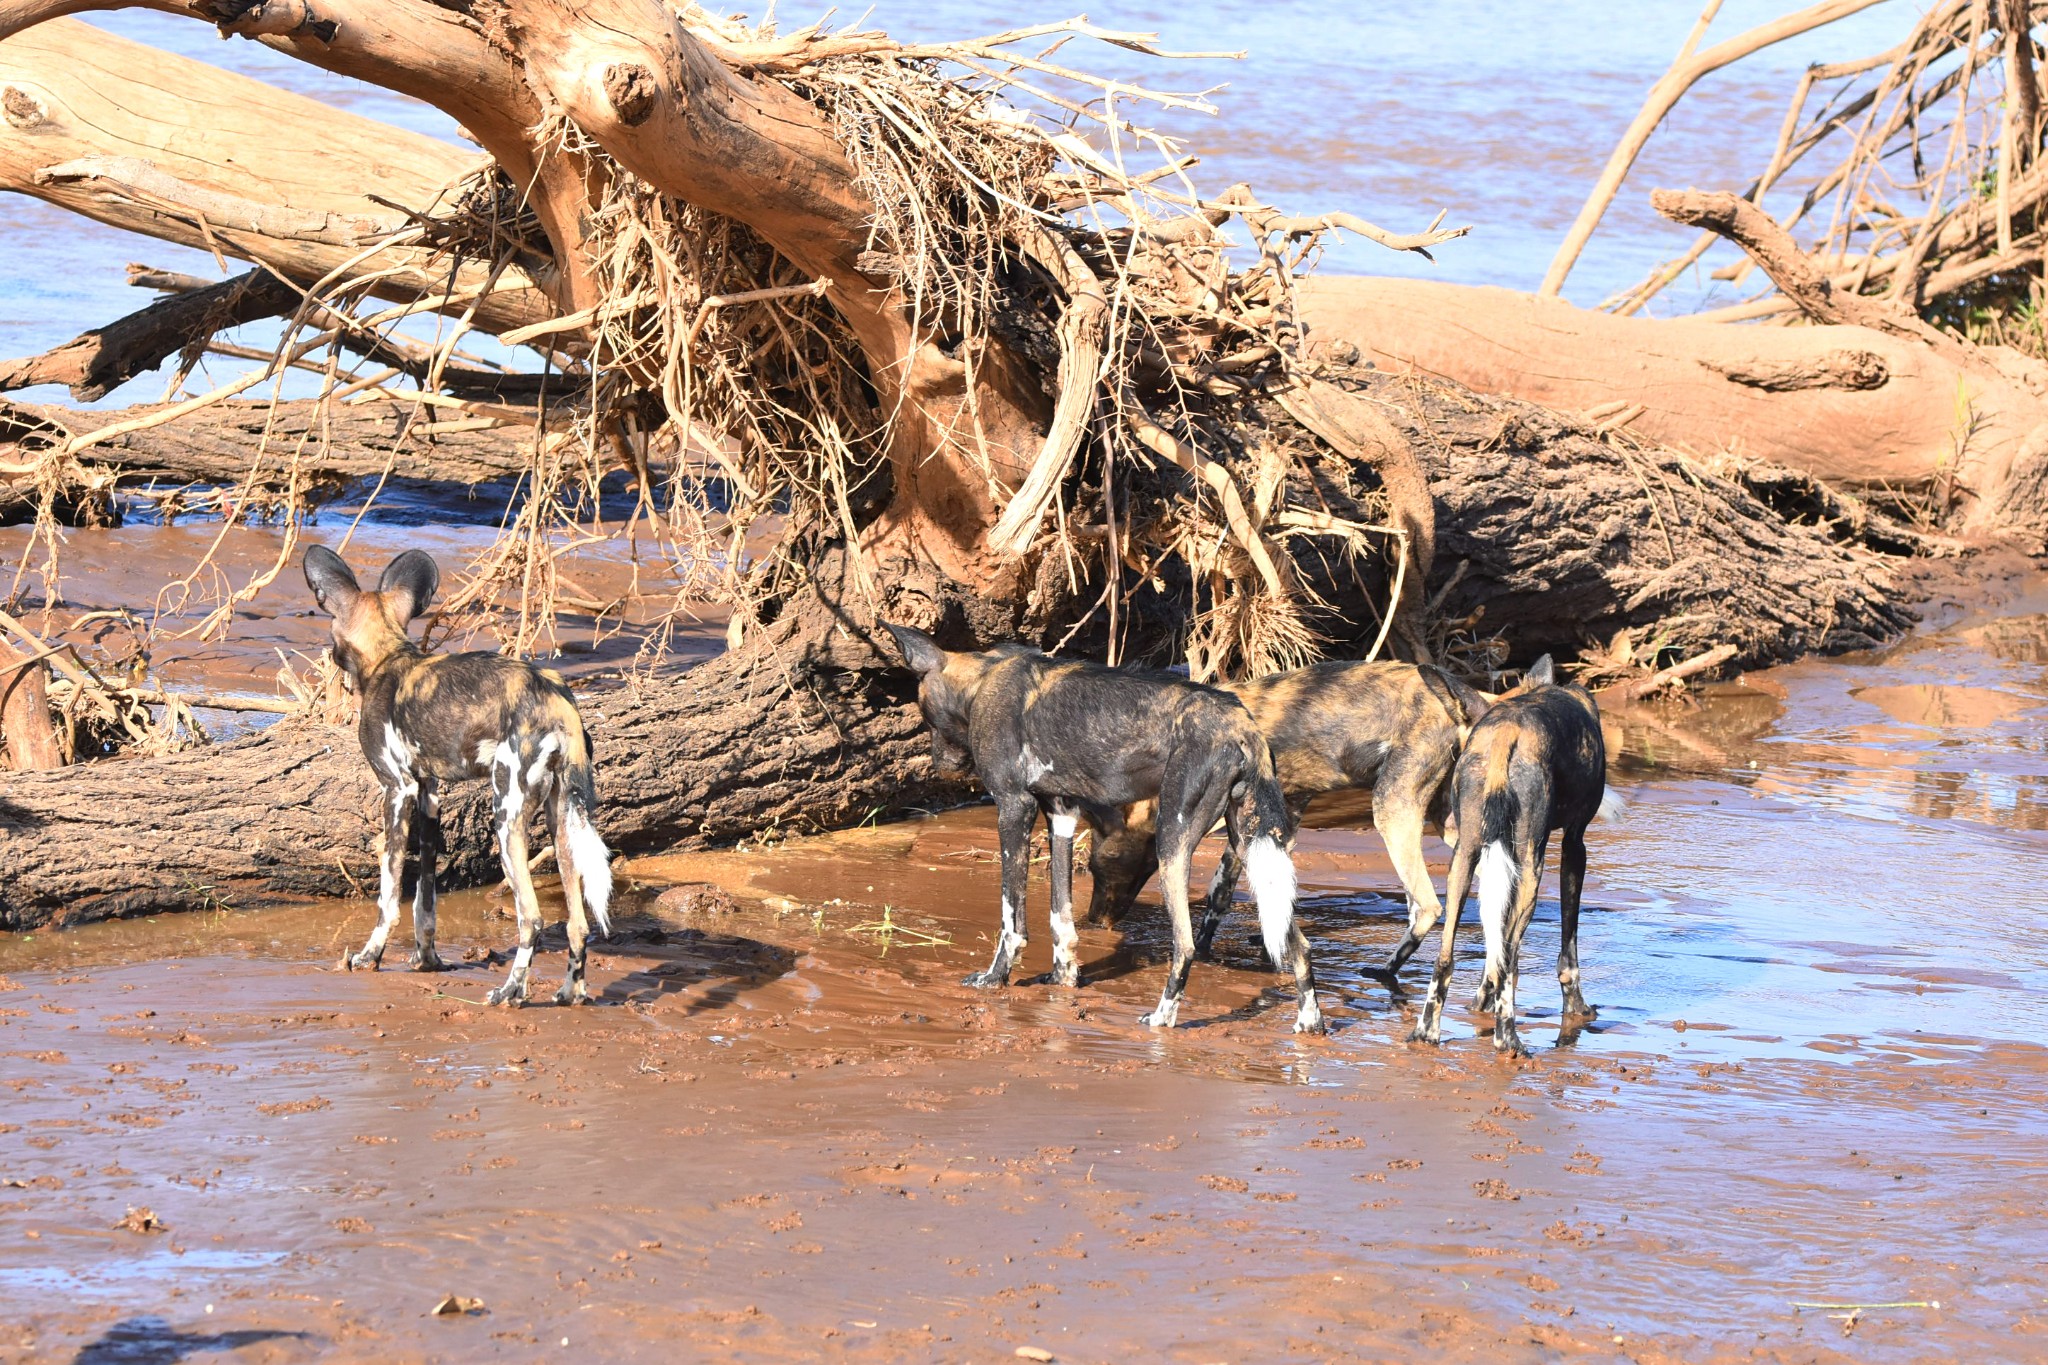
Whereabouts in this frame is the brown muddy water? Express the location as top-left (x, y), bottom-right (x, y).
top-left (4, 575), bottom-right (2048, 1362)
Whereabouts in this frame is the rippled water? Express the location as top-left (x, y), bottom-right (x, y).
top-left (0, 2), bottom-right (1909, 404)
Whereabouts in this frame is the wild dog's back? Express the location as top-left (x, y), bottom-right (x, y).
top-left (967, 651), bottom-right (1248, 810)
top-left (1224, 659), bottom-right (1486, 799)
top-left (1453, 675), bottom-right (1605, 842)
top-left (371, 651), bottom-right (592, 788)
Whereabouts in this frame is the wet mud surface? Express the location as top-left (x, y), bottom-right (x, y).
top-left (4, 585), bottom-right (2048, 1362)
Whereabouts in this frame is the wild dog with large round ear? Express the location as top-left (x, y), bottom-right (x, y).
top-left (881, 620), bottom-right (1321, 1034)
top-left (304, 544), bottom-right (613, 1006)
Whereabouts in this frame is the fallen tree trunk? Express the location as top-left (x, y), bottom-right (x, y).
top-left (1297, 275), bottom-right (2048, 539)
top-left (0, 19), bottom-right (554, 336)
top-left (1351, 367), bottom-right (1914, 667)
top-left (0, 633), bottom-right (965, 930)
top-left (0, 397), bottom-right (538, 522)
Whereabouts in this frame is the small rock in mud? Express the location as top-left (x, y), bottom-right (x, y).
top-left (431, 1294), bottom-right (486, 1316)
top-left (333, 1216), bottom-right (373, 1233)
top-left (1473, 1179), bottom-right (1519, 1201)
top-left (116, 1206), bottom-right (165, 1234)
top-left (1199, 1174), bottom-right (1249, 1194)
top-left (651, 883), bottom-right (742, 919)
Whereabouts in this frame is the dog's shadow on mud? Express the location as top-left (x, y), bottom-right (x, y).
top-left (72, 1316), bottom-right (312, 1364)
top-left (586, 885), bottom-right (797, 1014)
top-left (455, 884), bottom-right (796, 1014)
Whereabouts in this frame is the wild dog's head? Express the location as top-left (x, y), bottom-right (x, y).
top-left (880, 622), bottom-right (991, 776)
top-left (303, 546), bottom-right (440, 688)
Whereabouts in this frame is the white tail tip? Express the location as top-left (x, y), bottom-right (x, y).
top-left (1244, 835), bottom-right (1297, 966)
top-left (563, 803), bottom-right (614, 937)
top-left (1596, 787), bottom-right (1627, 825)
top-left (1476, 840), bottom-right (1518, 975)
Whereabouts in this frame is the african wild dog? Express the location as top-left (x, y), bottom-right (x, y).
top-left (1085, 660), bottom-right (1490, 980)
top-left (882, 623), bottom-right (1321, 1033)
top-left (303, 545), bottom-right (613, 1007)
top-left (1409, 655), bottom-right (1615, 1056)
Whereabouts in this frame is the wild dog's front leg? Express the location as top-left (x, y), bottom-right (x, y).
top-left (347, 777), bottom-right (417, 971)
top-left (408, 780), bottom-right (447, 972)
top-left (1045, 802), bottom-right (1082, 988)
top-left (1138, 838), bottom-right (1198, 1029)
top-left (486, 787), bottom-right (543, 1008)
top-left (964, 794), bottom-right (1036, 989)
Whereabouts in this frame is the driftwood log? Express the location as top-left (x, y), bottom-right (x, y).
top-left (0, 397), bottom-right (538, 522)
top-left (0, 19), bottom-right (552, 337)
top-left (0, 642), bottom-right (959, 929)
top-left (1297, 272), bottom-right (2048, 540)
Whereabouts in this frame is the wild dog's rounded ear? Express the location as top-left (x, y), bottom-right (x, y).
top-left (880, 621), bottom-right (946, 675)
top-left (379, 549), bottom-right (440, 627)
top-left (302, 544), bottom-right (361, 617)
top-left (1524, 654), bottom-right (1556, 687)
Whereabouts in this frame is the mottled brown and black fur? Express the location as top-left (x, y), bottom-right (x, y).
top-left (304, 545), bottom-right (612, 1007)
top-left (1086, 660), bottom-right (1490, 979)
top-left (1410, 655), bottom-right (1608, 1056)
top-left (883, 623), bottom-right (1321, 1033)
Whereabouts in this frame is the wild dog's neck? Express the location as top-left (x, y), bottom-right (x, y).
top-left (335, 598), bottom-right (422, 687)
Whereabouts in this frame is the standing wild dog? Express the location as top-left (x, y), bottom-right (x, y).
top-left (303, 545), bottom-right (613, 1007)
top-left (1410, 655), bottom-right (1614, 1056)
top-left (882, 623), bottom-right (1322, 1033)
top-left (1086, 660), bottom-right (1490, 979)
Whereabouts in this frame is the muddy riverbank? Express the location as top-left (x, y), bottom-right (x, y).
top-left (3, 573), bottom-right (2045, 1362)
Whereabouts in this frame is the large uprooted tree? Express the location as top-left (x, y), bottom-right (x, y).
top-left (0, 0), bottom-right (2002, 925)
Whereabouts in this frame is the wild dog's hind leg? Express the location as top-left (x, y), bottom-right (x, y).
top-left (549, 774), bottom-right (593, 1005)
top-left (1409, 841), bottom-right (1474, 1045)
top-left (1193, 800), bottom-right (1245, 963)
top-left (1140, 768), bottom-right (1233, 1029)
top-left (1042, 800), bottom-right (1084, 988)
top-left (1557, 824), bottom-right (1594, 1021)
top-left (965, 793), bottom-right (1037, 989)
top-left (347, 775), bottom-right (417, 971)
top-left (485, 766), bottom-right (543, 1007)
top-left (408, 779), bottom-right (447, 972)
top-left (1490, 844), bottom-right (1545, 1057)
top-left (1376, 799), bottom-right (1444, 980)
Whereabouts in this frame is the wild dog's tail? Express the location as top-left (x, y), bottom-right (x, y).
top-left (1236, 734), bottom-right (1298, 967)
top-left (1596, 786), bottom-right (1627, 825)
top-left (1473, 733), bottom-right (1521, 968)
top-left (557, 717), bottom-right (613, 938)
